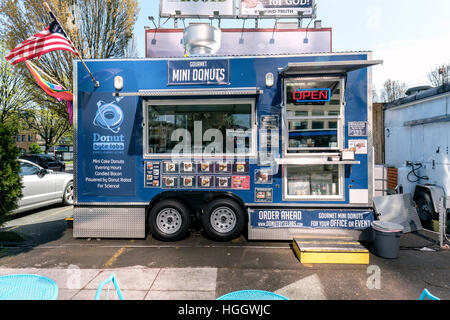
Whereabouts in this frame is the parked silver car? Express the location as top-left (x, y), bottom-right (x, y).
top-left (13, 159), bottom-right (74, 214)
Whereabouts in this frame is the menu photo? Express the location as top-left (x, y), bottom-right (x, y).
top-left (162, 176), bottom-right (177, 188)
top-left (215, 176), bottom-right (232, 189)
top-left (199, 162), bottom-right (213, 173)
top-left (255, 169), bottom-right (273, 184)
top-left (215, 161), bottom-right (231, 174)
top-left (198, 176), bottom-right (214, 188)
top-left (163, 161), bottom-right (178, 173)
top-left (181, 176), bottom-right (196, 188)
top-left (181, 161), bottom-right (195, 173)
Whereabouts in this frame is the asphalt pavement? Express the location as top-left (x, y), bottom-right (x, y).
top-left (0, 204), bottom-right (449, 300)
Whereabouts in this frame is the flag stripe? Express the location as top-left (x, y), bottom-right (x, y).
top-left (5, 16), bottom-right (77, 65)
top-left (7, 37), bottom-right (76, 60)
top-left (14, 31), bottom-right (53, 47)
top-left (6, 34), bottom-right (74, 58)
top-left (8, 45), bottom-right (77, 65)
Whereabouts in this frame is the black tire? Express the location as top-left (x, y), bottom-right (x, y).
top-left (202, 198), bottom-right (245, 242)
top-left (415, 191), bottom-right (436, 229)
top-left (63, 181), bottom-right (74, 205)
top-left (148, 199), bottom-right (191, 242)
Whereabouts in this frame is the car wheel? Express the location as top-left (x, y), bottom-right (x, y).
top-left (415, 191), bottom-right (436, 229)
top-left (202, 198), bottom-right (245, 242)
top-left (63, 181), bottom-right (74, 205)
top-left (148, 199), bottom-right (191, 242)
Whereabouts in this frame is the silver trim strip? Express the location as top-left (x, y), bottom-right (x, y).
top-left (76, 52), bottom-right (374, 63)
top-left (115, 87), bottom-right (263, 97)
top-left (75, 203), bottom-right (147, 206)
top-left (275, 158), bottom-right (360, 165)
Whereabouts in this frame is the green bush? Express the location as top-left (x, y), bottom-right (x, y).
top-left (0, 121), bottom-right (22, 227)
top-left (28, 142), bottom-right (43, 154)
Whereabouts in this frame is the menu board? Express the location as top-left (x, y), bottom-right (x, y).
top-left (144, 160), bottom-right (250, 190)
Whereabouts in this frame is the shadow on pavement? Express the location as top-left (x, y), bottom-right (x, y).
top-left (0, 219), bottom-right (68, 260)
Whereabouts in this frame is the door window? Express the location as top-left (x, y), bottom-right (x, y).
top-left (285, 78), bottom-right (344, 153)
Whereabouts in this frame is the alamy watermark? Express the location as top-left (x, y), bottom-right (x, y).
top-left (366, 265), bottom-right (381, 290)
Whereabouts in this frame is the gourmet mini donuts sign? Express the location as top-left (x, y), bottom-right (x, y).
top-left (168, 59), bottom-right (230, 85)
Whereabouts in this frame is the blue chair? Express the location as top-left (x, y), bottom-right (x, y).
top-left (0, 274), bottom-right (58, 300)
top-left (419, 289), bottom-right (440, 300)
top-left (217, 290), bottom-right (289, 300)
top-left (95, 273), bottom-right (124, 300)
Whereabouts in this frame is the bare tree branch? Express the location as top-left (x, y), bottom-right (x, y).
top-left (0, 0), bottom-right (140, 120)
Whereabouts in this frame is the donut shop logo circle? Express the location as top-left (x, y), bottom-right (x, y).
top-left (93, 100), bottom-right (124, 134)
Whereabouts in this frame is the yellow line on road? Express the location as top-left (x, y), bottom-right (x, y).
top-left (103, 240), bottom-right (135, 268)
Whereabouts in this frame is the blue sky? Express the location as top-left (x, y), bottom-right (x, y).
top-left (134, 0), bottom-right (450, 91)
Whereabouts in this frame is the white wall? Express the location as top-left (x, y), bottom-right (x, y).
top-left (384, 93), bottom-right (450, 194)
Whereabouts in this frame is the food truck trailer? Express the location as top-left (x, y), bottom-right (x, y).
top-left (73, 52), bottom-right (382, 242)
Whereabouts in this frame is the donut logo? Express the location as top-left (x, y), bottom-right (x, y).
top-left (93, 100), bottom-right (124, 133)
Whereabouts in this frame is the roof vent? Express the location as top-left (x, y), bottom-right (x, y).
top-left (183, 23), bottom-right (221, 56)
top-left (405, 85), bottom-right (432, 96)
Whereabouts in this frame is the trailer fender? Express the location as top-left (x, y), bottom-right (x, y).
top-left (414, 185), bottom-right (445, 213)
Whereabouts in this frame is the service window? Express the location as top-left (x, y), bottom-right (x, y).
top-left (284, 164), bottom-right (344, 200)
top-left (145, 99), bottom-right (256, 157)
top-left (284, 77), bottom-right (344, 154)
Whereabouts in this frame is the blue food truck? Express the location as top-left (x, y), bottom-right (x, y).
top-left (73, 52), bottom-right (382, 242)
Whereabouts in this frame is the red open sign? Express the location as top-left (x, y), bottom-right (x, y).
top-left (293, 88), bottom-right (331, 102)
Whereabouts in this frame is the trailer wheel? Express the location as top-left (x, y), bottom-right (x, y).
top-left (149, 199), bottom-right (191, 242)
top-left (415, 191), bottom-right (436, 229)
top-left (202, 198), bottom-right (245, 242)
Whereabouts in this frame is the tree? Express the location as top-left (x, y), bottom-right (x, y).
top-left (0, 0), bottom-right (140, 120)
top-left (0, 41), bottom-right (26, 223)
top-left (427, 63), bottom-right (450, 87)
top-left (0, 41), bottom-right (29, 123)
top-left (23, 107), bottom-right (71, 154)
top-left (0, 121), bottom-right (22, 226)
top-left (380, 79), bottom-right (407, 103)
top-left (29, 142), bottom-right (43, 154)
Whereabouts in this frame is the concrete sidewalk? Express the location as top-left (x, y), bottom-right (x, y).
top-left (0, 267), bottom-right (218, 300)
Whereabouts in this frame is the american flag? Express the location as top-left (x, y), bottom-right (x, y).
top-left (5, 12), bottom-right (78, 65)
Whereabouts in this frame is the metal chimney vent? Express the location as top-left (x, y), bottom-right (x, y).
top-left (183, 23), bottom-right (221, 56)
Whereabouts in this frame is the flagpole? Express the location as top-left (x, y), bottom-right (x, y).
top-left (43, 2), bottom-right (100, 88)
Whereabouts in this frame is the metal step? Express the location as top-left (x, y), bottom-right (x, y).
top-left (293, 237), bottom-right (370, 265)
